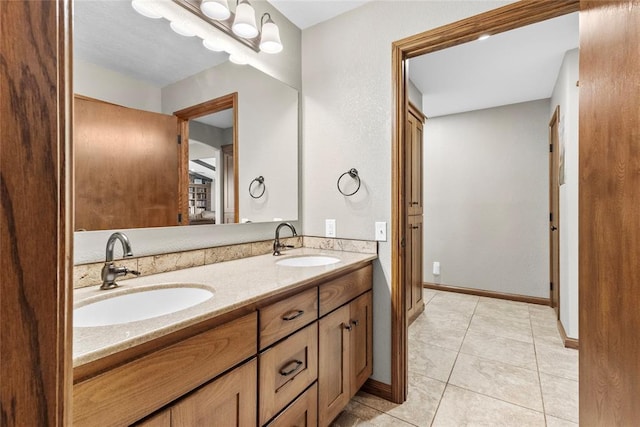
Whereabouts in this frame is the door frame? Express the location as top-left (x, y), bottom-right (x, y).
top-left (549, 106), bottom-right (561, 317)
top-left (174, 93), bottom-right (239, 224)
top-left (389, 0), bottom-right (580, 403)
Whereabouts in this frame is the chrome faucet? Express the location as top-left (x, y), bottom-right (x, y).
top-left (101, 232), bottom-right (140, 290)
top-left (273, 222), bottom-right (297, 256)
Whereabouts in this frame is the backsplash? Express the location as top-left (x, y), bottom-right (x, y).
top-left (74, 236), bottom-right (377, 289)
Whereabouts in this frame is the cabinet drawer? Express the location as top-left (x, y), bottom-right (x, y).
top-left (319, 264), bottom-right (372, 316)
top-left (266, 383), bottom-right (318, 427)
top-left (74, 312), bottom-right (257, 427)
top-left (259, 323), bottom-right (318, 425)
top-left (260, 287), bottom-right (318, 350)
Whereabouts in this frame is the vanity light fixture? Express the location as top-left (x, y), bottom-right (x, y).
top-left (229, 53), bottom-right (248, 65)
top-left (200, 0), bottom-right (231, 20)
top-left (232, 0), bottom-right (259, 39)
top-left (259, 13), bottom-right (282, 54)
top-left (170, 20), bottom-right (197, 37)
top-left (203, 37), bottom-right (226, 52)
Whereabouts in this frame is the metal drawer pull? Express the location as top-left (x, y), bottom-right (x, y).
top-left (343, 323), bottom-right (353, 331)
top-left (282, 310), bottom-right (304, 321)
top-left (279, 360), bottom-right (303, 376)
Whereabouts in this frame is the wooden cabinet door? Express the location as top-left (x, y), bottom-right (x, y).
top-left (407, 216), bottom-right (424, 324)
top-left (349, 291), bottom-right (373, 396)
top-left (318, 305), bottom-right (350, 427)
top-left (406, 105), bottom-right (424, 216)
top-left (134, 411), bottom-right (171, 427)
top-left (170, 359), bottom-right (257, 427)
top-left (266, 383), bottom-right (317, 427)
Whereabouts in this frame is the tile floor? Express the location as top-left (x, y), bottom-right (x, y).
top-left (332, 289), bottom-right (579, 426)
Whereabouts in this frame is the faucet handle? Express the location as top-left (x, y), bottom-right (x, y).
top-left (126, 268), bottom-right (141, 277)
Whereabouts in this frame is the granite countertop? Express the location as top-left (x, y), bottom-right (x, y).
top-left (73, 247), bottom-right (377, 367)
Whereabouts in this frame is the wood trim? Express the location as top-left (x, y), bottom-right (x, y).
top-left (390, 0), bottom-right (579, 405)
top-left (173, 93), bottom-right (236, 120)
top-left (361, 378), bottom-right (393, 401)
top-left (549, 106), bottom-right (561, 316)
top-left (178, 118), bottom-right (190, 224)
top-left (395, 0), bottom-right (580, 59)
top-left (423, 282), bottom-right (550, 306)
top-left (557, 319), bottom-right (579, 350)
top-left (579, 1), bottom-right (640, 423)
top-left (1, 0), bottom-right (73, 424)
top-left (232, 92), bottom-right (239, 223)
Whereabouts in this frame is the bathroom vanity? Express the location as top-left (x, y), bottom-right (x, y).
top-left (72, 248), bottom-right (375, 427)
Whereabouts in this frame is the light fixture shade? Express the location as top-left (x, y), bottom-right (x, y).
top-left (203, 38), bottom-right (225, 52)
top-left (260, 17), bottom-right (282, 54)
top-left (201, 0), bottom-right (230, 21)
top-left (229, 53), bottom-right (248, 65)
top-left (232, 0), bottom-right (258, 39)
top-left (170, 20), bottom-right (196, 37)
top-left (131, 0), bottom-right (162, 19)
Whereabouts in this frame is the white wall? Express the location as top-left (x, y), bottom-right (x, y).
top-left (407, 79), bottom-right (423, 107)
top-left (74, 59), bottom-right (162, 113)
top-left (550, 49), bottom-right (579, 339)
top-left (302, 0), bottom-right (513, 384)
top-left (422, 100), bottom-right (550, 298)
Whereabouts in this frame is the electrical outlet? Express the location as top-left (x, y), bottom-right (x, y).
top-left (433, 261), bottom-right (440, 275)
top-left (375, 222), bottom-right (387, 241)
top-left (325, 219), bottom-right (336, 237)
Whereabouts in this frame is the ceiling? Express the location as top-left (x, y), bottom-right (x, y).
top-left (75, 1), bottom-right (578, 120)
top-left (409, 12), bottom-right (579, 118)
top-left (194, 109), bottom-right (234, 128)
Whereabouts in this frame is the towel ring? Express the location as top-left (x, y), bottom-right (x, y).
top-left (337, 168), bottom-right (361, 196)
top-left (249, 176), bottom-right (266, 199)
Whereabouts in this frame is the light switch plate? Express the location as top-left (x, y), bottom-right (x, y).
top-left (325, 219), bottom-right (336, 237)
top-left (375, 221), bottom-right (387, 241)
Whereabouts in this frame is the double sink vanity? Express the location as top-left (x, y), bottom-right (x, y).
top-left (73, 244), bottom-right (376, 426)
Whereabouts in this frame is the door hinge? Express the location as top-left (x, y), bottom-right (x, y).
top-left (178, 213), bottom-right (182, 223)
top-left (177, 134), bottom-right (182, 145)
top-left (549, 143), bottom-right (553, 153)
top-left (400, 238), bottom-right (406, 248)
top-left (550, 212), bottom-right (553, 222)
top-left (550, 282), bottom-right (553, 291)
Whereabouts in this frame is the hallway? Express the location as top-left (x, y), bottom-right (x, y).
top-left (333, 290), bottom-right (579, 426)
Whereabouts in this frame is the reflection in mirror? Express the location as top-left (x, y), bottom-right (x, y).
top-left (73, 0), bottom-right (298, 232)
top-left (187, 108), bottom-right (237, 225)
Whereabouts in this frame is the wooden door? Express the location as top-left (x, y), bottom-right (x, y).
top-left (74, 96), bottom-right (179, 230)
top-left (318, 305), bottom-right (350, 427)
top-left (170, 359), bottom-right (257, 427)
top-left (549, 106), bottom-right (561, 317)
top-left (406, 103), bottom-right (424, 216)
top-left (349, 291), bottom-right (373, 396)
top-left (579, 0), bottom-right (640, 424)
top-left (406, 216), bottom-right (425, 324)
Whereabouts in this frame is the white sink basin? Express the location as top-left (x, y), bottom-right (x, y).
top-left (74, 285), bottom-right (214, 327)
top-left (276, 255), bottom-right (341, 267)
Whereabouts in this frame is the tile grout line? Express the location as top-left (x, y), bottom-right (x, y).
top-left (528, 304), bottom-right (549, 427)
top-left (429, 295), bottom-right (480, 427)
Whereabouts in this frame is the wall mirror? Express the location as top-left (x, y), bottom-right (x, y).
top-left (73, 0), bottom-right (298, 231)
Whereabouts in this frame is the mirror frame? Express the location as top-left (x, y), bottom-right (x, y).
top-left (174, 92), bottom-right (239, 224)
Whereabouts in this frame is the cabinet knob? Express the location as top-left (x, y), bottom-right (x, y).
top-left (351, 319), bottom-right (360, 327)
top-left (281, 310), bottom-right (304, 321)
top-left (343, 323), bottom-right (353, 331)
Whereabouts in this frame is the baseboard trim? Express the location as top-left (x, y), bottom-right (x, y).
top-left (557, 318), bottom-right (579, 349)
top-left (423, 282), bottom-right (550, 306)
top-left (361, 378), bottom-right (393, 401)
